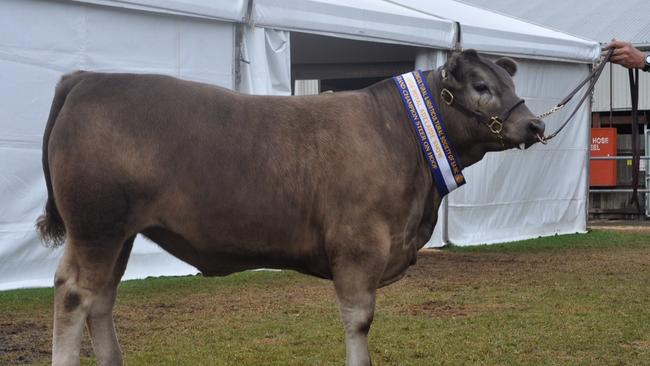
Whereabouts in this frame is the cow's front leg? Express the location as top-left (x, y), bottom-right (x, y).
top-left (335, 277), bottom-right (377, 366)
top-left (330, 223), bottom-right (390, 366)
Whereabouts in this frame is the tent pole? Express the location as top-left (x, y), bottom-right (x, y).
top-left (441, 197), bottom-right (454, 247)
top-left (452, 21), bottom-right (462, 51)
top-left (442, 23), bottom-right (462, 247)
top-left (586, 63), bottom-right (594, 226)
top-left (234, 0), bottom-right (255, 92)
top-left (234, 23), bottom-right (243, 91)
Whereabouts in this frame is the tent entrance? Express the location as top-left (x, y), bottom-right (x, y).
top-left (290, 32), bottom-right (416, 94)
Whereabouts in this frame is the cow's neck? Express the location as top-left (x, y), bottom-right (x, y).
top-left (364, 69), bottom-right (494, 248)
top-left (365, 75), bottom-right (441, 249)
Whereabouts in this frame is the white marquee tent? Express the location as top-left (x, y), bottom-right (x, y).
top-left (0, 0), bottom-right (599, 290)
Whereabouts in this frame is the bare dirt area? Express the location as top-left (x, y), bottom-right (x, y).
top-left (2, 233), bottom-right (650, 365)
top-left (589, 220), bottom-right (650, 233)
top-left (0, 320), bottom-right (49, 365)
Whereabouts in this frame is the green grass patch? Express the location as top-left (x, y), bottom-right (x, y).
top-left (443, 229), bottom-right (650, 252)
top-left (2, 229), bottom-right (650, 365)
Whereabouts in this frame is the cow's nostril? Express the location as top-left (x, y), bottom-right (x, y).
top-left (528, 119), bottom-right (545, 136)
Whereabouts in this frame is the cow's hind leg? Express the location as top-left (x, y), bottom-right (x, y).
top-left (52, 236), bottom-right (130, 366)
top-left (331, 224), bottom-right (390, 366)
top-left (86, 236), bottom-right (135, 366)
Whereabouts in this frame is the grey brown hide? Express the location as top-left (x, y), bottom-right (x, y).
top-left (37, 50), bottom-right (543, 366)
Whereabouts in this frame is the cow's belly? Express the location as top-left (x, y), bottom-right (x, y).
top-left (140, 213), bottom-right (421, 284)
top-left (141, 219), bottom-right (333, 279)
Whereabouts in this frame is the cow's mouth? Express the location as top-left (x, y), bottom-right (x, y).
top-left (515, 134), bottom-right (546, 151)
top-left (513, 118), bottom-right (546, 150)
top-left (516, 142), bottom-right (537, 150)
top-left (516, 141), bottom-right (535, 150)
top-left (515, 136), bottom-right (542, 150)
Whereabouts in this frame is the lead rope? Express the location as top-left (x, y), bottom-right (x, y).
top-left (629, 68), bottom-right (641, 213)
top-left (537, 48), bottom-right (641, 215)
top-left (536, 48), bottom-right (614, 144)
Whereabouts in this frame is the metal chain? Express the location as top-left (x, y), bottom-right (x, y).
top-left (536, 105), bottom-right (562, 119)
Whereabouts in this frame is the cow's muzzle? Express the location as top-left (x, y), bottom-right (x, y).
top-left (519, 118), bottom-right (545, 149)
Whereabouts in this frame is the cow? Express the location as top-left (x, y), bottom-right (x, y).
top-left (37, 49), bottom-right (544, 366)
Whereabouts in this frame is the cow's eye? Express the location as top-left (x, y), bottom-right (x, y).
top-left (473, 82), bottom-right (490, 94)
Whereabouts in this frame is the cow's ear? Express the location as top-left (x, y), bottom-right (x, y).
top-left (441, 51), bottom-right (463, 90)
top-left (496, 57), bottom-right (517, 77)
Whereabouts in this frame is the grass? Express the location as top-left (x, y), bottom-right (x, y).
top-left (1, 229), bottom-right (650, 365)
top-left (444, 229), bottom-right (650, 252)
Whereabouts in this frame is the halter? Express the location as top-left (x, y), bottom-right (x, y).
top-left (438, 69), bottom-right (525, 144)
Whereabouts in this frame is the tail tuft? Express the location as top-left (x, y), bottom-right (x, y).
top-left (36, 199), bottom-right (66, 247)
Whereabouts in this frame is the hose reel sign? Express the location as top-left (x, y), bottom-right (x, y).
top-left (590, 128), bottom-right (617, 186)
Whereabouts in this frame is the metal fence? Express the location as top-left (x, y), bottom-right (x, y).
top-left (588, 127), bottom-right (650, 217)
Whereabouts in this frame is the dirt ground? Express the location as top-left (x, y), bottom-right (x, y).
top-left (2, 236), bottom-right (650, 365)
top-left (589, 219), bottom-right (650, 233)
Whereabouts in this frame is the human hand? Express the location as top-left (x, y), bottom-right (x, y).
top-left (602, 39), bottom-right (646, 69)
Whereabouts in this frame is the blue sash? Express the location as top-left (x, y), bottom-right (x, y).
top-left (393, 71), bottom-right (465, 197)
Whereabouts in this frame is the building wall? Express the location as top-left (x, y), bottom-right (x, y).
top-left (593, 63), bottom-right (650, 112)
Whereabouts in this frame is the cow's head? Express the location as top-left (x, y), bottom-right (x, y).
top-left (432, 49), bottom-right (544, 167)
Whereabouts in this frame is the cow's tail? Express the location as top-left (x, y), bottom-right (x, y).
top-left (36, 71), bottom-right (85, 247)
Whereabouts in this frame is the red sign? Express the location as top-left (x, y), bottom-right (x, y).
top-left (590, 128), bottom-right (617, 186)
